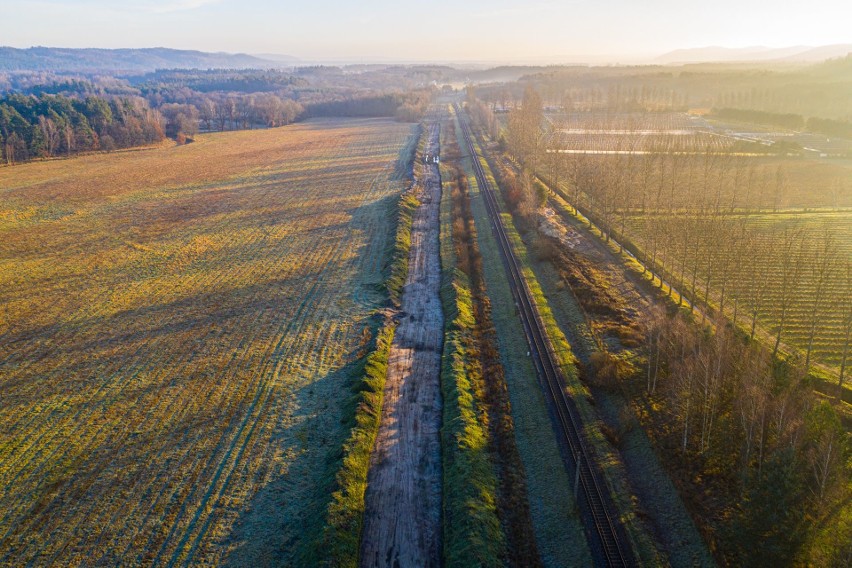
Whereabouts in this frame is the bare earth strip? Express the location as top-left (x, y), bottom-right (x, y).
top-left (360, 122), bottom-right (444, 567)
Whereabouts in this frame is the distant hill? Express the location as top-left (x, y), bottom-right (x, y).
top-left (0, 46), bottom-right (291, 73)
top-left (656, 44), bottom-right (852, 64)
top-left (253, 53), bottom-right (302, 65)
top-left (784, 45), bottom-right (852, 62)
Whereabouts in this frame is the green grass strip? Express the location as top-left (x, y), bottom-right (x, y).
top-left (438, 159), bottom-right (506, 567)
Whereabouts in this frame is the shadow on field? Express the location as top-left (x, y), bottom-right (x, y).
top-left (223, 315), bottom-right (382, 567)
top-left (390, 123), bottom-right (422, 182)
top-left (2, 266), bottom-right (322, 363)
top-left (222, 172), bottom-right (406, 565)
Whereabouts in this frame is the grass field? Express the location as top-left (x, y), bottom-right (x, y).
top-left (0, 118), bottom-right (416, 565)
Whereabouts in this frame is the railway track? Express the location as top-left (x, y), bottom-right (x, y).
top-left (455, 103), bottom-right (634, 568)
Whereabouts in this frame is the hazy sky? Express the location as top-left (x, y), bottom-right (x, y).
top-left (2, 0), bottom-right (851, 62)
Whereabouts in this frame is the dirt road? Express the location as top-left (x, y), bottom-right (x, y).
top-left (360, 121), bottom-right (444, 567)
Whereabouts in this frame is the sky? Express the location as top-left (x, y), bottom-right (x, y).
top-left (1, 0), bottom-right (851, 63)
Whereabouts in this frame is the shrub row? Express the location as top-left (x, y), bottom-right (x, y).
top-left (320, 323), bottom-right (396, 567)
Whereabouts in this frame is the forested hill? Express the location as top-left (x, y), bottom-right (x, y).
top-left (0, 47), bottom-right (293, 73)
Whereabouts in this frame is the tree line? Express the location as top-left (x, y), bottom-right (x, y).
top-left (1, 88), bottom-right (433, 164)
top-left (0, 90), bottom-right (310, 164)
top-left (302, 90), bottom-right (432, 123)
top-left (1, 93), bottom-right (164, 163)
top-left (473, 56), bottom-right (852, 121)
top-left (645, 308), bottom-right (850, 566)
top-left (711, 107), bottom-right (805, 130)
top-left (712, 107), bottom-right (852, 138)
top-left (164, 93), bottom-right (304, 135)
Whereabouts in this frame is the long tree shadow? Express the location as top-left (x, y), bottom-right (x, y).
top-left (223, 133), bottom-right (417, 564)
top-left (390, 123), bottom-right (421, 182)
top-left (223, 314), bottom-right (382, 567)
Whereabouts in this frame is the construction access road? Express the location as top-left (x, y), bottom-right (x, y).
top-left (360, 119), bottom-right (444, 568)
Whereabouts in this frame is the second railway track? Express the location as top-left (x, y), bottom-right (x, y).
top-left (455, 103), bottom-right (635, 568)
